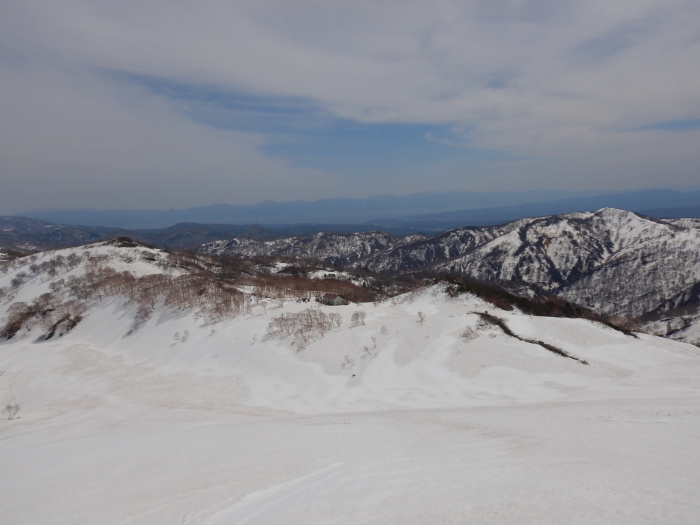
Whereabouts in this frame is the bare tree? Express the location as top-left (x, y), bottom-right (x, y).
top-left (266, 308), bottom-right (337, 347)
top-left (329, 312), bottom-right (342, 330)
top-left (351, 310), bottom-right (366, 327)
top-left (341, 355), bottom-right (355, 369)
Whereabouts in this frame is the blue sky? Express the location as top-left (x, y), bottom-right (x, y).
top-left (115, 71), bottom-right (514, 180)
top-left (1, 1), bottom-right (699, 212)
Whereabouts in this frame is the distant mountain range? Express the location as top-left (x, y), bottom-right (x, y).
top-left (0, 216), bottom-right (117, 254)
top-left (0, 216), bottom-right (416, 253)
top-left (200, 208), bottom-right (700, 344)
top-left (374, 190), bottom-right (700, 231)
top-left (17, 188), bottom-right (700, 230)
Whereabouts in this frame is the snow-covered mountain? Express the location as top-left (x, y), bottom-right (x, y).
top-left (200, 208), bottom-right (700, 342)
top-left (0, 216), bottom-right (118, 253)
top-left (1, 240), bottom-right (697, 412)
top-left (2, 241), bottom-right (700, 524)
top-left (3, 240), bottom-right (700, 523)
top-left (430, 208), bottom-right (699, 314)
top-left (200, 231), bottom-right (413, 267)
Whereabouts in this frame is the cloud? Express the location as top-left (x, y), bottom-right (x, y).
top-left (632, 118), bottom-right (700, 132)
top-left (0, 63), bottom-right (335, 212)
top-left (1, 1), bottom-right (699, 212)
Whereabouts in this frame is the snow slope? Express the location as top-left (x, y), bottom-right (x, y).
top-left (2, 249), bottom-right (700, 523)
top-left (7, 285), bottom-right (693, 414)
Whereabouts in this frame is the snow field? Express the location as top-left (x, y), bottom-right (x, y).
top-left (2, 249), bottom-right (700, 523)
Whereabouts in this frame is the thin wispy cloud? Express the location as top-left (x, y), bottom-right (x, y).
top-left (632, 118), bottom-right (700, 132)
top-left (1, 1), bottom-right (698, 212)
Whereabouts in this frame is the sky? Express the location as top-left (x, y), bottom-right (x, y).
top-left (1, 0), bottom-right (699, 213)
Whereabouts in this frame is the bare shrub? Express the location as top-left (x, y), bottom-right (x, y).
top-left (128, 304), bottom-right (153, 335)
top-left (266, 308), bottom-right (337, 348)
top-left (329, 312), bottom-right (342, 330)
top-left (161, 274), bottom-right (244, 322)
top-left (351, 310), bottom-right (366, 327)
top-left (1, 302), bottom-right (34, 340)
top-left (65, 253), bottom-right (82, 269)
top-left (49, 280), bottom-right (65, 295)
top-left (10, 273), bottom-right (27, 290)
top-left (461, 327), bottom-right (478, 341)
top-left (38, 300), bottom-right (85, 340)
top-left (4, 404), bottom-right (20, 420)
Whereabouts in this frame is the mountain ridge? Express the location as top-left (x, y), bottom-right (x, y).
top-left (199, 208), bottom-right (700, 344)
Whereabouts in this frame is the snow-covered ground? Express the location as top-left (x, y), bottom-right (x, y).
top-left (2, 275), bottom-right (700, 523)
top-left (272, 261), bottom-right (369, 287)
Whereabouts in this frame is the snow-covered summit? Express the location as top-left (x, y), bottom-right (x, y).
top-left (197, 209), bottom-right (700, 337)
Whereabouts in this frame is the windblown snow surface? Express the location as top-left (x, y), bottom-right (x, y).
top-left (2, 273), bottom-right (700, 522)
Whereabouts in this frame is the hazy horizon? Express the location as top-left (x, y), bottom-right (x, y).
top-left (10, 186), bottom-right (700, 216)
